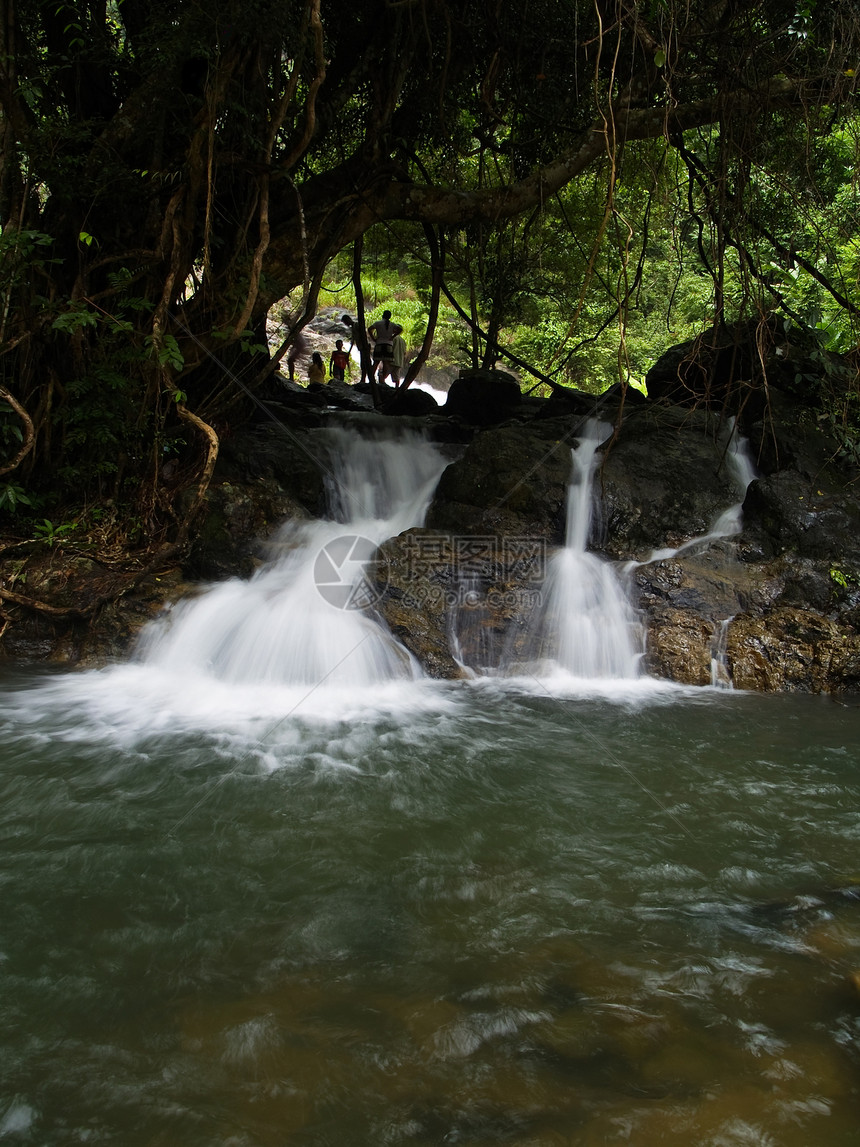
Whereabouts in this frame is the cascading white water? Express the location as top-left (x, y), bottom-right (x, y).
top-left (710, 616), bottom-right (734, 688)
top-left (503, 420), bottom-right (644, 679)
top-left (134, 427), bottom-right (449, 688)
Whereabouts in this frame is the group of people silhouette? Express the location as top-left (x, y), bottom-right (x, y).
top-left (287, 311), bottom-right (407, 388)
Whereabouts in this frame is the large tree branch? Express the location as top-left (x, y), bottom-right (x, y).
top-left (755, 223), bottom-right (860, 321)
top-left (380, 83), bottom-right (801, 227)
top-left (258, 78), bottom-right (805, 312)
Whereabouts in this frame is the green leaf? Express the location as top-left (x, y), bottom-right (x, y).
top-left (0, 483), bottom-right (32, 511)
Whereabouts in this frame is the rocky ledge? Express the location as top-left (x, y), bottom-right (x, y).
top-left (2, 328), bottom-right (860, 694)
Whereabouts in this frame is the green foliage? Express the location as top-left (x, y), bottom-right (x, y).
top-left (830, 567), bottom-right (851, 589)
top-left (0, 483), bottom-right (33, 512)
top-left (57, 364), bottom-right (142, 484)
top-left (145, 334), bottom-right (185, 373)
top-left (830, 566), bottom-right (859, 598)
top-left (0, 227), bottom-right (56, 279)
top-left (1, 0), bottom-right (858, 529)
top-left (33, 518), bottom-right (77, 544)
top-left (51, 305), bottom-right (99, 334)
top-left (0, 403), bottom-right (23, 449)
top-left (211, 328), bottom-right (268, 357)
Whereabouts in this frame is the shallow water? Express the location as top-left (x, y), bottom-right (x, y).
top-left (1, 664), bottom-right (859, 1145)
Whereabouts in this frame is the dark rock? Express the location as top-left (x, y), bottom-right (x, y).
top-left (308, 379), bottom-right (374, 412)
top-left (631, 547), bottom-right (754, 620)
top-left (216, 424), bottom-right (328, 515)
top-left (443, 368), bottom-right (522, 426)
top-left (352, 380), bottom-right (397, 405)
top-left (645, 319), bottom-right (765, 409)
top-left (380, 387), bottom-right (440, 417)
top-left (371, 531), bottom-right (467, 679)
top-left (535, 384), bottom-right (595, 421)
top-left (599, 407), bottom-right (744, 557)
top-left (259, 374), bottom-right (327, 411)
top-left (743, 389), bottom-right (855, 479)
top-left (742, 471), bottom-right (860, 563)
top-left (645, 317), bottom-right (857, 419)
top-left (185, 479), bottom-right (310, 580)
top-left (425, 422), bottom-right (572, 542)
top-left (0, 555), bottom-right (190, 666)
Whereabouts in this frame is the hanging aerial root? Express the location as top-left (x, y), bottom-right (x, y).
top-left (0, 386), bottom-right (35, 476)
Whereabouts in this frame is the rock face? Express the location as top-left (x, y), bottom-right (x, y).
top-left (370, 386), bottom-right (860, 692)
top-left (443, 368), bottom-right (523, 425)
top-left (644, 317), bottom-right (856, 417)
top-left (2, 336), bottom-right (859, 694)
top-left (598, 407), bottom-right (743, 555)
top-left (425, 421), bottom-right (573, 540)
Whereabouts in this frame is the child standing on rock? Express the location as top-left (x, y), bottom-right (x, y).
top-left (329, 339), bottom-right (350, 382)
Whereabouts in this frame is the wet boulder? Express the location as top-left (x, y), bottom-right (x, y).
top-left (185, 479), bottom-right (311, 580)
top-left (641, 607), bottom-right (716, 686)
top-left (425, 422), bottom-right (573, 541)
top-left (533, 383), bottom-right (595, 421)
top-left (308, 379), bottom-right (374, 412)
top-left (645, 317), bottom-right (857, 418)
top-left (215, 423), bottom-right (329, 515)
top-left (727, 608), bottom-right (860, 693)
top-left (371, 529), bottom-right (467, 679)
top-left (742, 471), bottom-right (860, 564)
top-left (598, 407), bottom-right (745, 558)
top-left (644, 319), bottom-right (765, 409)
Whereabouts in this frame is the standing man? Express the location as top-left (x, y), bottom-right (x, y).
top-left (367, 310), bottom-right (403, 385)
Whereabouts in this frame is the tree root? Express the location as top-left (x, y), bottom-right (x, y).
top-left (0, 585), bottom-right (87, 618)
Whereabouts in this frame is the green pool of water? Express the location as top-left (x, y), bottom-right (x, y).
top-left (1, 666), bottom-right (859, 1145)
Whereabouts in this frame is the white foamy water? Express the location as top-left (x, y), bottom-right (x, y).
top-left (2, 418), bottom-right (765, 748)
top-left (134, 427), bottom-right (447, 692)
top-left (0, 428), bottom-right (451, 744)
top-left (502, 420), bottom-right (644, 679)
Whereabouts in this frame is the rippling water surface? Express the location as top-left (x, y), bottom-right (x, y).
top-left (1, 664), bottom-right (859, 1145)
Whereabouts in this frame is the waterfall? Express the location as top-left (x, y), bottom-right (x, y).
top-left (710, 617), bottom-right (734, 689)
top-left (134, 428), bottom-right (448, 688)
top-left (502, 420), bottom-right (644, 680)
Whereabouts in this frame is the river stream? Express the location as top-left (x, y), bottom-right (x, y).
top-left (1, 425), bottom-right (858, 1145)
